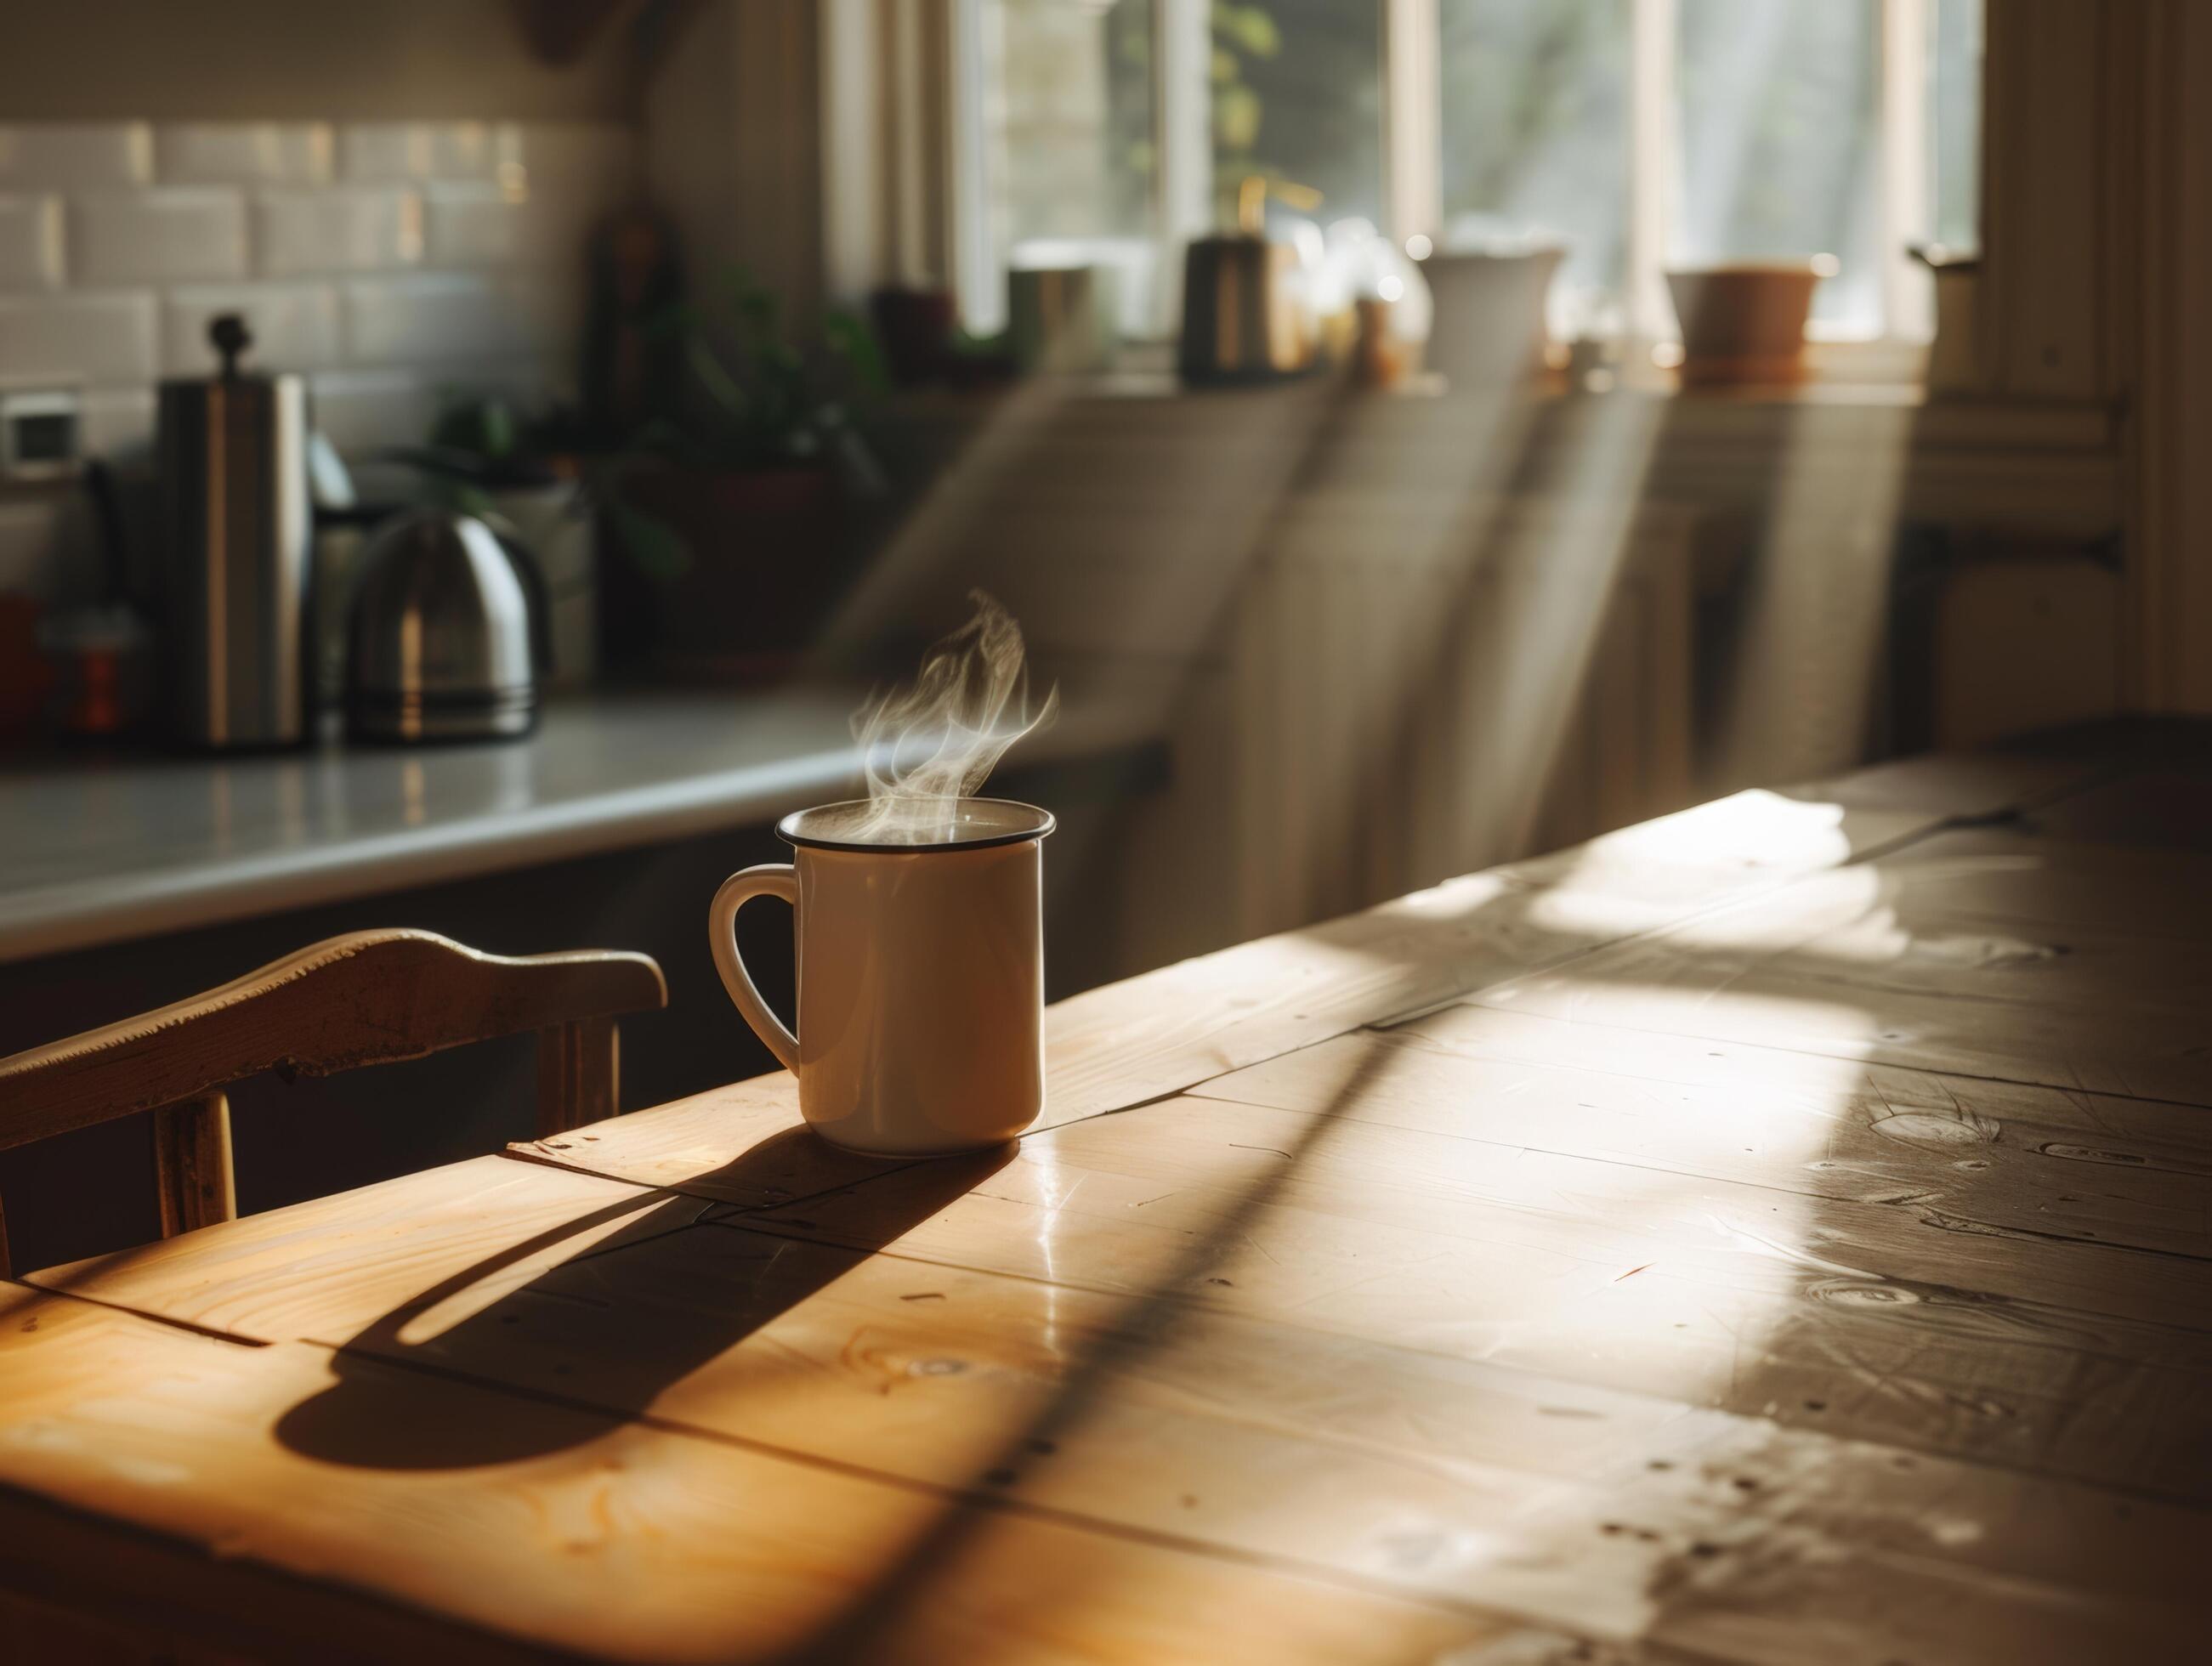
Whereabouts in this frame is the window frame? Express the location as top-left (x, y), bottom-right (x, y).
top-left (950, 0), bottom-right (1959, 361)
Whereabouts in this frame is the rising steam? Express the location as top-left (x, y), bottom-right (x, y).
top-left (842, 592), bottom-right (1058, 844)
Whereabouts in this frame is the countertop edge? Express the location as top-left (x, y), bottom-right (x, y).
top-left (0, 747), bottom-right (871, 967)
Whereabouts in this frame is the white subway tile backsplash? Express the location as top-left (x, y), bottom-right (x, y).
top-left (417, 126), bottom-right (632, 271)
top-left (422, 183), bottom-right (522, 267)
top-left (255, 185), bottom-right (422, 279)
top-left (0, 292), bottom-right (156, 383)
top-left (502, 123), bottom-right (636, 201)
top-left (71, 190), bottom-right (248, 286)
top-left (340, 122), bottom-right (504, 182)
top-left (163, 283), bottom-right (343, 376)
top-left (0, 123), bottom-right (153, 190)
top-left (156, 123), bottom-right (335, 187)
top-left (423, 180), bottom-right (604, 269)
top-left (343, 273), bottom-right (567, 365)
top-left (0, 196), bottom-right (64, 290)
top-left (77, 386), bottom-right (158, 459)
top-left (0, 115), bottom-right (617, 462)
top-left (340, 121), bottom-right (633, 194)
top-left (308, 369), bottom-right (434, 455)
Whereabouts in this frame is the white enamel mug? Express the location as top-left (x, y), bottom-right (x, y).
top-left (708, 798), bottom-right (1053, 1155)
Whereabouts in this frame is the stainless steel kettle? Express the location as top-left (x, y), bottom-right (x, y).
top-left (346, 509), bottom-right (543, 743)
top-left (156, 314), bottom-right (314, 747)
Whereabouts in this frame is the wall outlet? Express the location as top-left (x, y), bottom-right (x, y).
top-left (0, 388), bottom-right (82, 480)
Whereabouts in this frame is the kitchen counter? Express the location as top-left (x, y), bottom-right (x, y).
top-left (0, 685), bottom-right (1159, 966)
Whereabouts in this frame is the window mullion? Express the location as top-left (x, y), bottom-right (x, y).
top-left (1383, 0), bottom-right (1443, 247)
top-left (946, 0), bottom-right (999, 332)
top-left (889, 0), bottom-right (929, 289)
top-left (1154, 0), bottom-right (1213, 337)
top-left (1626, 0), bottom-right (1678, 348)
top-left (1880, 0), bottom-right (1934, 341)
top-left (818, 0), bottom-right (881, 304)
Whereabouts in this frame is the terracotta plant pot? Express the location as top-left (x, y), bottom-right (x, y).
top-left (602, 464), bottom-right (845, 684)
top-left (1665, 259), bottom-right (1833, 387)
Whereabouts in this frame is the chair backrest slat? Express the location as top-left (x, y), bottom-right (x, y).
top-left (0, 930), bottom-right (666, 1153)
top-left (0, 930), bottom-right (666, 1274)
top-left (152, 1091), bottom-right (236, 1238)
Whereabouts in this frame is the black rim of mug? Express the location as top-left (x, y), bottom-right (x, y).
top-left (776, 798), bottom-right (1057, 853)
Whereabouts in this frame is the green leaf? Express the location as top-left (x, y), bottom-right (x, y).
top-left (686, 335), bottom-right (752, 421)
top-left (640, 299), bottom-right (700, 343)
top-left (1215, 3), bottom-right (1279, 59)
top-left (1215, 83), bottom-right (1262, 150)
top-left (835, 426), bottom-right (888, 497)
top-left (822, 309), bottom-right (890, 396)
top-left (604, 499), bottom-right (693, 585)
top-left (427, 393), bottom-right (518, 462)
top-left (479, 400), bottom-right (515, 461)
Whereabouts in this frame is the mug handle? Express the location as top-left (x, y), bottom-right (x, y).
top-left (708, 864), bottom-right (800, 1071)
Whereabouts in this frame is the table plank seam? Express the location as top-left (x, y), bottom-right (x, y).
top-left (8, 1278), bottom-right (1610, 1654)
top-left (0, 1480), bottom-right (576, 1666)
top-left (632, 1211), bottom-right (2212, 1511)
top-left (1336, 1014), bottom-right (2212, 1116)
top-left (498, 1138), bottom-right (933, 1230)
top-left (1177, 1074), bottom-right (2212, 1269)
top-left (3, 1275), bottom-right (272, 1349)
top-left (682, 1191), bottom-right (2212, 1373)
top-left (14, 1180), bottom-right (722, 1352)
top-left (273, 1331), bottom-right (1584, 1640)
top-left (1445, 998), bottom-right (2212, 1117)
top-left (1143, 755), bottom-right (2143, 1091)
top-left (283, 1277), bottom-right (2212, 1629)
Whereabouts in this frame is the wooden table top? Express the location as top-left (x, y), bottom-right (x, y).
top-left (4, 722), bottom-right (2209, 1664)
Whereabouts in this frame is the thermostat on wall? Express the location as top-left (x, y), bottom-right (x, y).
top-left (0, 388), bottom-right (83, 481)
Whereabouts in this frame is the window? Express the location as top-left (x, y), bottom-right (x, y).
top-left (1675, 0), bottom-right (1882, 332)
top-left (1437, 0), bottom-right (1628, 335)
top-left (1213, 1), bottom-right (1385, 230)
top-left (978, 0), bottom-right (1158, 332)
top-left (1927, 0), bottom-right (1983, 253)
top-left (956, 0), bottom-right (1982, 355)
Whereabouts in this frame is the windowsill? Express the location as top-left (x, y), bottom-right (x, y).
top-left (898, 330), bottom-right (1999, 405)
top-left (889, 354), bottom-right (2113, 431)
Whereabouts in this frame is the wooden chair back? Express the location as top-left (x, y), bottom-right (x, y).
top-left (0, 930), bottom-right (667, 1276)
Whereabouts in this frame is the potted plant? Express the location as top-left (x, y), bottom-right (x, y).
top-left (598, 269), bottom-right (888, 683)
top-left (1664, 257), bottom-right (1839, 388)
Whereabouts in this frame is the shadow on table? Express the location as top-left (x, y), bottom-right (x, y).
top-left (275, 1127), bottom-right (1012, 1470)
top-left (777, 756), bottom-right (2212, 1660)
top-left (270, 720), bottom-right (2209, 1659)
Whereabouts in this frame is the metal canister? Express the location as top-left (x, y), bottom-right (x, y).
top-left (156, 314), bottom-right (314, 747)
top-left (1177, 178), bottom-right (1325, 386)
top-left (1177, 235), bottom-right (1317, 384)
